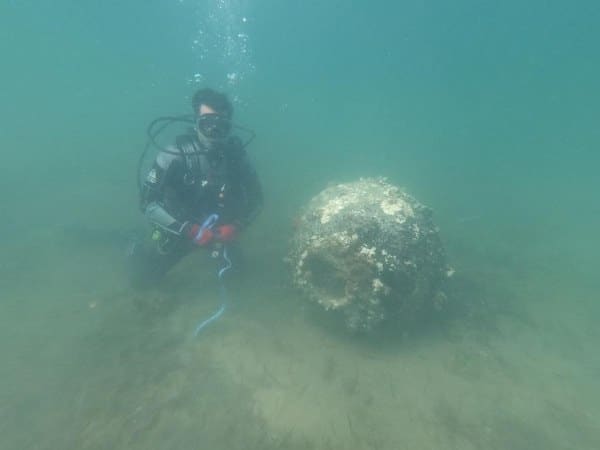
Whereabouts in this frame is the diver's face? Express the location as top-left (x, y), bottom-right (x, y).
top-left (196, 104), bottom-right (230, 140)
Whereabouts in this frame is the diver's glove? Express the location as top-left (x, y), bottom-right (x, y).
top-left (187, 223), bottom-right (215, 246)
top-left (187, 223), bottom-right (237, 245)
top-left (215, 224), bottom-right (237, 242)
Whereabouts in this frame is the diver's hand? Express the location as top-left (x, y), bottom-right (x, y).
top-left (187, 223), bottom-right (215, 246)
top-left (186, 223), bottom-right (236, 245)
top-left (215, 224), bottom-right (237, 242)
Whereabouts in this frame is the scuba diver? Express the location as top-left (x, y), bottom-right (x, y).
top-left (128, 88), bottom-right (263, 288)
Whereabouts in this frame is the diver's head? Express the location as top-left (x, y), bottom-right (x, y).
top-left (191, 88), bottom-right (233, 143)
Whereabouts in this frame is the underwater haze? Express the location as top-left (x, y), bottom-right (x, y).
top-left (1, 0), bottom-right (599, 449)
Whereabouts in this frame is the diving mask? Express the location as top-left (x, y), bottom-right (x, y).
top-left (196, 113), bottom-right (231, 139)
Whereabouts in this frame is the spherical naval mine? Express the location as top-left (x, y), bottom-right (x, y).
top-left (289, 178), bottom-right (451, 332)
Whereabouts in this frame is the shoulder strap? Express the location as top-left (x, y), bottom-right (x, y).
top-left (175, 134), bottom-right (208, 175)
top-left (224, 136), bottom-right (247, 166)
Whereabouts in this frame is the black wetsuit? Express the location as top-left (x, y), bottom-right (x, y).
top-left (128, 133), bottom-right (262, 287)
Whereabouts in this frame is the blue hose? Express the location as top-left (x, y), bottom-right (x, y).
top-left (193, 214), bottom-right (232, 336)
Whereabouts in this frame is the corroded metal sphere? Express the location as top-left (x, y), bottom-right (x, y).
top-left (289, 178), bottom-right (451, 332)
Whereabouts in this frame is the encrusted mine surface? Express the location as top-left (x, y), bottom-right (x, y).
top-left (289, 178), bottom-right (450, 332)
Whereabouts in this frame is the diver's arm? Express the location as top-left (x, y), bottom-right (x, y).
top-left (140, 150), bottom-right (189, 236)
top-left (144, 202), bottom-right (190, 235)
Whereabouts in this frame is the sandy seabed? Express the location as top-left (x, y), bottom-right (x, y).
top-left (1, 223), bottom-right (598, 450)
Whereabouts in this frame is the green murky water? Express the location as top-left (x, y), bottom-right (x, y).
top-left (1, 1), bottom-right (598, 449)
